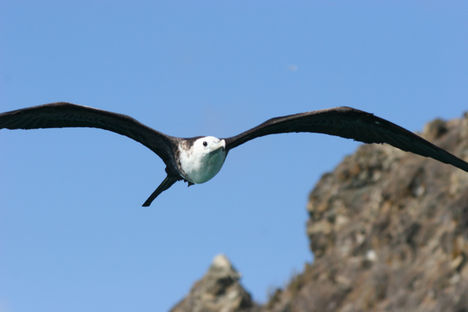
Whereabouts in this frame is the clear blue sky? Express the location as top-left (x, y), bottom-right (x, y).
top-left (1, 1), bottom-right (467, 311)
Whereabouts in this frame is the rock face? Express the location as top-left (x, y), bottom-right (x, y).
top-left (172, 114), bottom-right (468, 312)
top-left (171, 254), bottom-right (258, 312)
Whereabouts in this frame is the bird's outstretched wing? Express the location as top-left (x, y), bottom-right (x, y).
top-left (0, 102), bottom-right (177, 167)
top-left (224, 106), bottom-right (468, 172)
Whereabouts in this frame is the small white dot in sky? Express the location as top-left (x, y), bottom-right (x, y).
top-left (288, 64), bottom-right (298, 72)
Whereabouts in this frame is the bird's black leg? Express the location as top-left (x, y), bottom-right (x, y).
top-left (142, 175), bottom-right (178, 207)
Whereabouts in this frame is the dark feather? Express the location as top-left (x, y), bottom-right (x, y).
top-left (0, 102), bottom-right (178, 167)
top-left (142, 175), bottom-right (179, 207)
top-left (224, 107), bottom-right (468, 173)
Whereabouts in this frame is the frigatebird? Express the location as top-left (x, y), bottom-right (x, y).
top-left (1, 102), bottom-right (467, 206)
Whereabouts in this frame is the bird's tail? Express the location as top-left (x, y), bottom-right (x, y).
top-left (142, 175), bottom-right (178, 207)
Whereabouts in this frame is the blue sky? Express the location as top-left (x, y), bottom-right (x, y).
top-left (1, 1), bottom-right (467, 311)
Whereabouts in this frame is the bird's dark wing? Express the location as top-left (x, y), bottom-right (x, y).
top-left (0, 102), bottom-right (177, 167)
top-left (224, 106), bottom-right (468, 172)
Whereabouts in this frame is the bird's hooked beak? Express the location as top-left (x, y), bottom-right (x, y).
top-left (218, 139), bottom-right (226, 151)
top-left (209, 139), bottom-right (226, 155)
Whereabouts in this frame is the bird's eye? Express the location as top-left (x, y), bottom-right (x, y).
top-left (203, 141), bottom-right (208, 147)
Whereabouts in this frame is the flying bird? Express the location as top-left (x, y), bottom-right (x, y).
top-left (1, 102), bottom-right (468, 206)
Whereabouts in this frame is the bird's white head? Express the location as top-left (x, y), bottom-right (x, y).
top-left (178, 136), bottom-right (227, 184)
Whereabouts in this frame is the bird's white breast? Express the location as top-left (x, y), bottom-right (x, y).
top-left (178, 138), bottom-right (227, 184)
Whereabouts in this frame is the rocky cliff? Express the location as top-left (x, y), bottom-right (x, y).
top-left (171, 113), bottom-right (468, 312)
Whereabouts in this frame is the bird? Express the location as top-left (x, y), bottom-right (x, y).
top-left (1, 102), bottom-right (468, 207)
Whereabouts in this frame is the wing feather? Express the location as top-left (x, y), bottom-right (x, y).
top-left (224, 107), bottom-right (468, 172)
top-left (0, 102), bottom-right (177, 166)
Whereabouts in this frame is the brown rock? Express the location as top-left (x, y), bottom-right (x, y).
top-left (171, 254), bottom-right (258, 312)
top-left (266, 114), bottom-right (468, 312)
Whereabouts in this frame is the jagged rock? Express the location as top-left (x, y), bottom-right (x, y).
top-left (171, 254), bottom-right (257, 312)
top-left (266, 113), bottom-right (468, 312)
top-left (175, 113), bottom-right (468, 312)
